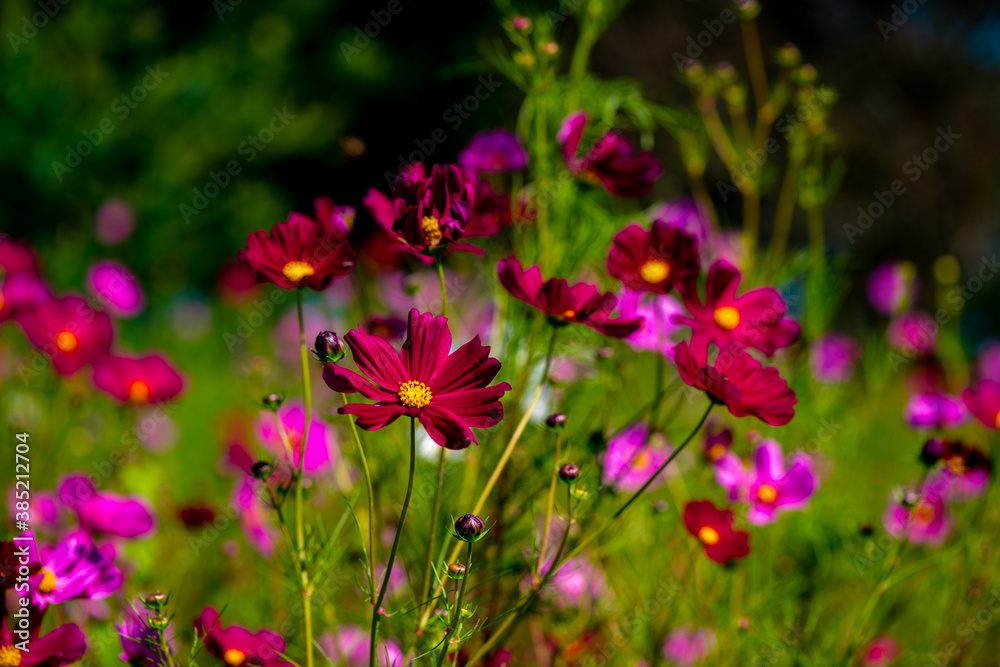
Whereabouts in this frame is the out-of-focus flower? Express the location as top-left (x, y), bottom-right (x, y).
top-left (366, 314), bottom-right (408, 341)
top-left (662, 625), bottom-right (716, 666)
top-left (254, 400), bottom-right (337, 474)
top-left (867, 262), bottom-right (916, 316)
top-left (903, 392), bottom-right (965, 430)
top-left (177, 504), bottom-right (216, 528)
top-left (962, 379), bottom-right (1000, 430)
top-left (600, 422), bottom-right (674, 493)
top-left (464, 177), bottom-right (512, 239)
top-left (702, 423), bottom-right (733, 463)
top-left (607, 222), bottom-right (700, 295)
top-left (532, 556), bottom-right (606, 609)
top-left (976, 340), bottom-right (1000, 383)
top-left (232, 477), bottom-right (276, 558)
top-left (676, 260), bottom-right (800, 357)
top-left (95, 199), bottom-right (135, 246)
top-left (86, 261), bottom-right (145, 318)
top-left (617, 290), bottom-right (685, 358)
top-left (683, 500), bottom-right (750, 564)
top-left (194, 608), bottom-right (293, 667)
top-left (317, 625), bottom-right (404, 667)
top-left (28, 531), bottom-right (121, 609)
top-left (6, 490), bottom-right (62, 534)
top-left (239, 209), bottom-right (356, 290)
top-left (390, 164), bottom-right (479, 257)
top-left (57, 474), bottom-right (156, 539)
top-left (116, 605), bottom-right (173, 667)
top-left (0, 614), bottom-right (87, 667)
top-left (743, 440), bottom-right (817, 525)
top-left (15, 295), bottom-right (114, 376)
top-left (91, 354), bottom-right (185, 405)
top-left (497, 257), bottom-right (643, 338)
top-left (135, 410), bottom-right (180, 453)
top-left (883, 476), bottom-right (952, 546)
top-left (862, 635), bottom-right (900, 667)
top-left (557, 111), bottom-right (663, 197)
top-left (311, 196), bottom-right (355, 235)
top-left (217, 260), bottom-right (261, 305)
top-left (0, 238), bottom-right (39, 277)
top-left (809, 333), bottom-right (861, 383)
top-left (458, 129), bottom-right (528, 173)
top-left (674, 341), bottom-right (797, 426)
top-left (0, 272), bottom-right (50, 323)
top-left (324, 309), bottom-right (511, 450)
top-left (887, 311), bottom-right (936, 355)
top-left (922, 440), bottom-right (992, 501)
top-left (649, 199), bottom-right (710, 247)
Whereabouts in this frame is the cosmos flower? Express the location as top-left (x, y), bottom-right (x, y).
top-left (976, 340), bottom-right (1000, 383)
top-left (607, 222), bottom-right (700, 294)
top-left (683, 500), bottom-right (750, 564)
top-left (742, 440), bottom-right (818, 525)
top-left (116, 606), bottom-right (173, 667)
top-left (557, 111), bottom-right (663, 197)
top-left (674, 341), bottom-right (797, 426)
top-left (309, 195), bottom-right (355, 235)
top-left (86, 260), bottom-right (145, 319)
top-left (254, 399), bottom-right (337, 474)
top-left (458, 129), bottom-right (529, 173)
top-left (675, 260), bottom-right (800, 357)
top-left (15, 295), bottom-right (114, 376)
top-left (194, 608), bottom-right (293, 667)
top-left (0, 272), bottom-right (50, 324)
top-left (867, 262), bottom-right (916, 316)
top-left (534, 556), bottom-right (607, 610)
top-left (324, 308), bottom-right (512, 449)
top-left (57, 474), bottom-right (156, 539)
top-left (0, 238), bottom-right (39, 277)
top-left (600, 422), bottom-right (674, 493)
top-left (497, 257), bottom-right (643, 338)
top-left (90, 354), bottom-right (185, 405)
top-left (390, 164), bottom-right (478, 257)
top-left (862, 636), bottom-right (901, 667)
top-left (29, 531), bottom-right (122, 609)
top-left (883, 476), bottom-right (952, 546)
top-left (239, 209), bottom-right (356, 291)
top-left (616, 290), bottom-right (685, 358)
top-left (887, 311), bottom-right (936, 355)
top-left (702, 423), bottom-right (733, 463)
top-left (922, 440), bottom-right (991, 501)
top-left (231, 476), bottom-right (276, 558)
top-left (809, 333), bottom-right (862, 384)
top-left (903, 392), bottom-right (965, 430)
top-left (464, 177), bottom-right (512, 239)
top-left (0, 614), bottom-right (87, 667)
top-left (962, 379), bottom-right (1000, 430)
top-left (662, 625), bottom-right (716, 666)
top-left (317, 626), bottom-right (405, 667)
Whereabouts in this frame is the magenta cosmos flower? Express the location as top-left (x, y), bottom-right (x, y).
top-left (459, 129), bottom-right (529, 173)
top-left (91, 354), bottom-right (185, 405)
top-left (600, 422), bottom-right (674, 493)
top-left (15, 295), bottom-right (114, 376)
top-left (862, 636), bottom-right (901, 667)
top-left (497, 257), bottom-right (643, 338)
top-left (607, 222), bottom-right (700, 294)
top-left (532, 556), bottom-right (607, 610)
top-left (903, 391), bottom-right (965, 430)
top-left (391, 163), bottom-right (478, 256)
top-left (676, 260), bottom-right (800, 357)
top-left (239, 208), bottom-right (356, 290)
top-left (254, 399), bottom-right (337, 474)
top-left (883, 476), bottom-right (952, 546)
top-left (57, 474), bottom-right (155, 539)
top-left (922, 440), bottom-right (992, 501)
top-left (715, 440), bottom-right (817, 525)
top-left (887, 311), bottom-right (936, 355)
top-left (867, 261), bottom-right (916, 316)
top-left (616, 290), bottom-right (685, 358)
top-left (557, 111), bottom-right (663, 197)
top-left (28, 531), bottom-right (122, 609)
top-left (0, 614), bottom-right (86, 667)
top-left (323, 308), bottom-right (512, 449)
top-left (0, 238), bottom-right (39, 277)
top-left (86, 260), bottom-right (145, 318)
top-left (809, 333), bottom-right (862, 383)
top-left (117, 606), bottom-right (173, 667)
top-left (683, 500), bottom-right (750, 564)
top-left (674, 341), bottom-right (797, 426)
top-left (662, 625), bottom-right (716, 666)
top-left (317, 625), bottom-right (404, 667)
top-left (962, 379), bottom-right (1000, 430)
top-left (0, 272), bottom-right (50, 324)
top-left (194, 608), bottom-right (293, 667)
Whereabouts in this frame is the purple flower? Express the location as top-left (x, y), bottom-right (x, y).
top-left (254, 400), bottom-right (338, 474)
top-left (458, 129), bottom-right (529, 173)
top-left (57, 474), bottom-right (156, 539)
top-left (95, 199), bottom-right (135, 246)
top-left (867, 262), bottom-right (916, 316)
top-left (116, 605), bottom-right (173, 667)
top-left (662, 625), bottom-right (716, 666)
top-left (600, 422), bottom-right (675, 493)
top-left (976, 340), bottom-right (1000, 383)
top-left (713, 441), bottom-right (818, 525)
top-left (30, 531), bottom-right (122, 608)
top-left (6, 489), bottom-right (62, 533)
top-left (616, 290), bottom-right (685, 358)
top-left (86, 260), bottom-right (146, 318)
top-left (0, 614), bottom-right (87, 667)
top-left (887, 311), bottom-right (937, 355)
top-left (903, 392), bottom-right (966, 430)
top-left (317, 625), bottom-right (404, 667)
top-left (883, 476), bottom-right (952, 546)
top-left (809, 333), bottom-right (862, 384)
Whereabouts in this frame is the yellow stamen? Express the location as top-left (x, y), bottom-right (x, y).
top-left (707, 444), bottom-right (726, 461)
top-left (713, 306), bottom-right (741, 330)
top-left (994, 410), bottom-right (1000, 429)
top-left (128, 380), bottom-right (151, 404)
top-left (638, 259), bottom-right (671, 284)
top-left (0, 294), bottom-right (5, 312)
top-left (38, 568), bottom-right (57, 594)
top-left (0, 646), bottom-right (22, 667)
top-left (421, 216), bottom-right (443, 247)
top-left (55, 331), bottom-right (78, 352)
top-left (281, 261), bottom-right (315, 282)
top-left (223, 649), bottom-right (246, 666)
top-left (914, 503), bottom-right (934, 523)
top-left (561, 310), bottom-right (577, 320)
top-left (398, 380), bottom-right (432, 409)
top-left (757, 485), bottom-right (778, 503)
top-left (631, 452), bottom-right (650, 469)
top-left (697, 526), bottom-right (720, 546)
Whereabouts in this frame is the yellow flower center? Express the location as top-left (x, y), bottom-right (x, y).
top-left (398, 380), bottom-right (432, 409)
top-left (994, 410), bottom-right (1000, 429)
top-left (38, 568), bottom-right (57, 594)
top-left (697, 526), bottom-right (720, 546)
top-left (707, 444), bottom-right (726, 461)
top-left (0, 294), bottom-right (5, 312)
top-left (421, 216), bottom-right (443, 247)
top-left (55, 331), bottom-right (78, 352)
top-left (713, 306), bottom-right (741, 331)
top-left (561, 310), bottom-right (577, 320)
top-left (223, 649), bottom-right (246, 666)
top-left (638, 259), bottom-right (671, 284)
top-left (757, 485), bottom-right (778, 503)
top-left (281, 261), bottom-right (315, 282)
top-left (129, 380), bottom-right (151, 404)
top-left (631, 452), bottom-right (650, 468)
top-left (914, 503), bottom-right (934, 523)
top-left (0, 646), bottom-right (22, 667)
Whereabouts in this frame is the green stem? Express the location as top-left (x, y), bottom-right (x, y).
top-left (436, 259), bottom-right (448, 319)
top-left (295, 289), bottom-right (314, 667)
top-left (740, 18), bottom-right (770, 114)
top-left (419, 448), bottom-right (447, 609)
top-left (535, 430), bottom-right (562, 577)
top-left (436, 542), bottom-right (474, 667)
top-left (370, 417), bottom-right (417, 667)
top-left (343, 395), bottom-right (377, 605)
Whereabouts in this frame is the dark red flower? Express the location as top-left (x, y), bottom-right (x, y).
top-left (0, 239), bottom-right (38, 277)
top-left (676, 260), bottom-right (800, 357)
top-left (324, 308), bottom-right (512, 449)
top-left (674, 341), bottom-right (797, 426)
top-left (497, 257), bottom-right (643, 338)
top-left (194, 608), bottom-right (292, 667)
top-left (557, 111), bottom-right (663, 198)
top-left (91, 354), bottom-right (186, 405)
top-left (963, 379), bottom-right (1000, 430)
top-left (238, 208), bottom-right (356, 291)
top-left (683, 499), bottom-right (751, 564)
top-left (15, 295), bottom-right (114, 376)
top-left (464, 177), bottom-right (512, 239)
top-left (391, 164), bottom-right (479, 256)
top-left (607, 222), bottom-right (699, 294)
top-left (0, 613), bottom-right (86, 667)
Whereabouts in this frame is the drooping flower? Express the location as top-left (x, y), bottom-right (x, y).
top-left (458, 129), bottom-right (529, 173)
top-left (862, 635), bottom-right (901, 667)
top-left (600, 422), bottom-right (674, 493)
top-left (15, 295), bottom-right (114, 376)
top-left (607, 222), bottom-right (700, 295)
top-left (883, 476), bottom-right (952, 546)
top-left (557, 111), bottom-right (663, 197)
top-left (116, 605), bottom-right (173, 667)
top-left (867, 262), bottom-right (916, 316)
top-left (0, 613), bottom-right (87, 667)
top-left (194, 608), bottom-right (293, 667)
top-left (390, 164), bottom-right (478, 256)
top-left (238, 208), bottom-right (356, 290)
top-left (0, 272), bottom-right (50, 324)
top-left (317, 625), bottom-right (404, 667)
top-left (742, 440), bottom-right (818, 525)
top-left (903, 391), bottom-right (966, 430)
top-left (253, 400), bottom-right (337, 474)
top-left (324, 308), bottom-right (512, 449)
top-left (57, 474), bottom-right (156, 539)
top-left (674, 341), bottom-right (797, 426)
top-left (675, 260), bottom-right (800, 357)
top-left (662, 625), bottom-right (716, 666)
top-left (497, 258), bottom-right (643, 338)
top-left (29, 531), bottom-right (122, 609)
top-left (86, 260), bottom-right (145, 318)
top-left (616, 290), bottom-right (685, 358)
top-left (91, 354), bottom-right (185, 405)
top-left (887, 311), bottom-right (936, 355)
top-left (962, 379), bottom-right (1000, 430)
top-left (683, 500), bottom-right (750, 564)
top-left (809, 333), bottom-right (862, 383)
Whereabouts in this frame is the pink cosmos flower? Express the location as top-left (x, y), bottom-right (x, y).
top-left (324, 309), bottom-right (512, 449)
top-left (962, 379), bottom-right (1000, 430)
top-left (867, 262), bottom-right (916, 316)
top-left (464, 177), bottom-right (512, 239)
top-left (683, 500), bottom-right (751, 564)
top-left (6, 490), bottom-right (62, 533)
top-left (90, 354), bottom-right (186, 405)
top-left (86, 260), bottom-right (145, 318)
top-left (458, 129), bottom-right (529, 173)
top-left (809, 333), bottom-right (862, 383)
top-left (318, 626), bottom-right (404, 667)
top-left (530, 556), bottom-right (607, 610)
top-left (923, 441), bottom-right (992, 501)
top-left (616, 290), bottom-right (685, 358)
top-left (662, 625), bottom-right (716, 666)
top-left (887, 311), bottom-right (936, 355)
top-left (194, 608), bottom-right (293, 667)
top-left (741, 440), bottom-right (818, 525)
top-left (15, 295), bottom-right (114, 376)
top-left (57, 474), bottom-right (156, 539)
top-left (702, 423), bottom-right (733, 463)
top-left (232, 476), bottom-right (276, 558)
top-left (600, 422), bottom-right (674, 493)
top-left (28, 531), bottom-right (122, 609)
top-left (0, 613), bottom-right (86, 667)
top-left (903, 391), bottom-right (966, 430)
top-left (863, 635), bottom-right (901, 667)
top-left (254, 400), bottom-right (337, 474)
top-left (557, 111), bottom-right (663, 197)
top-left (883, 476), bottom-right (952, 546)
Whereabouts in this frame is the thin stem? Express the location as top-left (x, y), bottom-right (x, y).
top-left (535, 430), bottom-right (562, 577)
top-left (343, 395), bottom-right (377, 605)
top-left (436, 259), bottom-right (448, 319)
top-left (295, 289), bottom-right (315, 667)
top-left (436, 542), bottom-right (474, 667)
top-left (419, 448), bottom-right (447, 609)
top-left (743, 191), bottom-right (760, 255)
top-left (370, 417), bottom-right (417, 667)
top-left (740, 18), bottom-right (769, 114)
top-left (766, 161), bottom-right (800, 275)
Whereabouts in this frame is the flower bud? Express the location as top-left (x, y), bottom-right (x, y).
top-left (792, 64), bottom-right (817, 86)
top-left (511, 16), bottom-right (531, 31)
top-left (447, 562), bottom-right (466, 579)
top-left (454, 514), bottom-right (486, 542)
top-left (543, 41), bottom-right (559, 55)
top-left (144, 591), bottom-right (168, 608)
top-left (149, 616), bottom-right (170, 631)
top-left (251, 461), bottom-right (273, 480)
top-left (314, 331), bottom-right (345, 363)
top-left (775, 42), bottom-right (801, 68)
top-left (262, 393), bottom-right (284, 410)
top-left (558, 464), bottom-right (580, 483)
top-left (734, 0), bottom-right (761, 20)
top-left (714, 61), bottom-right (737, 85)
top-left (545, 413), bottom-right (567, 430)
top-left (680, 59), bottom-right (705, 85)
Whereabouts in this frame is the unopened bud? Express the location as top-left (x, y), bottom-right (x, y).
top-left (150, 616), bottom-right (170, 631)
top-left (251, 461), bottom-right (273, 480)
top-left (545, 413), bottom-right (567, 430)
top-left (144, 591), bottom-right (168, 608)
top-left (775, 42), bottom-right (801, 68)
top-left (262, 393), bottom-right (284, 410)
top-left (734, 0), bottom-right (761, 20)
top-left (454, 514), bottom-right (486, 543)
top-left (511, 16), bottom-right (531, 30)
top-left (314, 331), bottom-right (345, 363)
top-left (447, 563), bottom-right (466, 579)
top-left (558, 464), bottom-right (580, 483)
